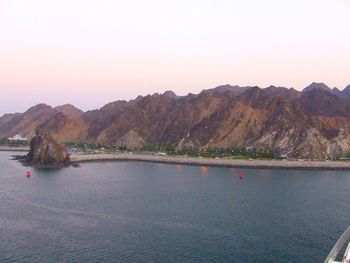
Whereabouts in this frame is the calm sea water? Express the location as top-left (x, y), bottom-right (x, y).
top-left (0, 152), bottom-right (349, 263)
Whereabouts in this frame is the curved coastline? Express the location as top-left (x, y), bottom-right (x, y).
top-left (71, 153), bottom-right (350, 171)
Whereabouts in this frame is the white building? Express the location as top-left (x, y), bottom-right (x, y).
top-left (8, 134), bottom-right (28, 141)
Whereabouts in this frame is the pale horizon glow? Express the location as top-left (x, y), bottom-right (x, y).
top-left (0, 0), bottom-right (349, 114)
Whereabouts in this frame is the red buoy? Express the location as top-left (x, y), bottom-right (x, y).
top-left (239, 172), bottom-right (244, 179)
top-left (26, 171), bottom-right (31, 177)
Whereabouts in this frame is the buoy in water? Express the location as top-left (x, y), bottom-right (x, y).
top-left (239, 172), bottom-right (244, 179)
top-left (26, 171), bottom-right (31, 177)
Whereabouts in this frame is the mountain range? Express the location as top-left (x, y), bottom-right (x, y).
top-left (2, 82), bottom-right (350, 159)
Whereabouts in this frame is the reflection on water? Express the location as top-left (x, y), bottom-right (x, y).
top-left (228, 168), bottom-right (237, 176)
top-left (199, 166), bottom-right (208, 175)
top-left (260, 169), bottom-right (270, 176)
top-left (156, 163), bottom-right (165, 169)
top-left (176, 164), bottom-right (182, 172)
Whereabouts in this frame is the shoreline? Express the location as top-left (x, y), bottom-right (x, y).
top-left (71, 153), bottom-right (350, 171)
top-left (0, 146), bottom-right (30, 152)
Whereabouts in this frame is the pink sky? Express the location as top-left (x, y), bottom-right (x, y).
top-left (0, 0), bottom-right (349, 114)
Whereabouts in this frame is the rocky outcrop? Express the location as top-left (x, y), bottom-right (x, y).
top-left (27, 129), bottom-right (70, 166)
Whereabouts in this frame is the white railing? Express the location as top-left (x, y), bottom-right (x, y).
top-left (325, 227), bottom-right (350, 263)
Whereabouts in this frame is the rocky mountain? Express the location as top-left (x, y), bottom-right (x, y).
top-left (202, 84), bottom-right (251, 96)
top-left (54, 104), bottom-right (84, 118)
top-left (2, 83), bottom-right (350, 159)
top-left (0, 104), bottom-right (58, 139)
top-left (302, 82), bottom-right (345, 97)
top-left (303, 82), bottom-right (333, 93)
top-left (0, 104), bottom-right (87, 142)
top-left (162, 90), bottom-right (178, 99)
top-left (341, 85), bottom-right (350, 98)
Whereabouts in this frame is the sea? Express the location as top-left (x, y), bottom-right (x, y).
top-left (0, 151), bottom-right (349, 263)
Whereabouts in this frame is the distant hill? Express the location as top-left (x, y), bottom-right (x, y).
top-left (302, 82), bottom-right (333, 93)
top-left (1, 82), bottom-right (350, 159)
top-left (302, 82), bottom-right (344, 97)
top-left (0, 104), bottom-right (58, 139)
top-left (0, 104), bottom-right (87, 142)
top-left (54, 104), bottom-right (84, 117)
top-left (341, 85), bottom-right (350, 98)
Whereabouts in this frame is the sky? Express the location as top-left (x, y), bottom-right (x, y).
top-left (0, 0), bottom-right (349, 114)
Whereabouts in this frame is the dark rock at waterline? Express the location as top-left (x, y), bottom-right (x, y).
top-left (11, 155), bottom-right (27, 161)
top-left (27, 129), bottom-right (70, 166)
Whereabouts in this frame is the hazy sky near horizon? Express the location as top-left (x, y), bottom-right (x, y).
top-left (0, 0), bottom-right (349, 114)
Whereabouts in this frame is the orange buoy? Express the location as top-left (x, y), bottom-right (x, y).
top-left (239, 172), bottom-right (244, 179)
top-left (26, 171), bottom-right (31, 177)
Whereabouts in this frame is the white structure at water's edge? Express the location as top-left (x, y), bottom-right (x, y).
top-left (8, 134), bottom-right (28, 141)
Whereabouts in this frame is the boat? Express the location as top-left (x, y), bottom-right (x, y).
top-left (324, 226), bottom-right (350, 263)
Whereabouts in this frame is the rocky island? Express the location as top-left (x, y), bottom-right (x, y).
top-left (26, 128), bottom-right (70, 167)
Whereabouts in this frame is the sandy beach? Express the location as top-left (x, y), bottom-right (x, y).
top-left (71, 153), bottom-right (350, 170)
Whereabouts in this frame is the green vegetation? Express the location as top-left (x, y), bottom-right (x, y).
top-left (139, 144), bottom-right (284, 160)
top-left (168, 146), bottom-right (282, 159)
top-left (141, 144), bottom-right (175, 152)
top-left (64, 141), bottom-right (127, 153)
top-left (65, 141), bottom-right (107, 150)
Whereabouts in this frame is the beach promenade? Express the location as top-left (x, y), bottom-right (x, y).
top-left (71, 153), bottom-right (350, 170)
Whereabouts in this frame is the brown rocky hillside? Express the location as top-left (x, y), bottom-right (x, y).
top-left (1, 83), bottom-right (350, 159)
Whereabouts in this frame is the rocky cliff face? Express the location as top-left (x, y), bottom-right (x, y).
top-left (0, 104), bottom-right (87, 143)
top-left (2, 83), bottom-right (350, 159)
top-left (0, 104), bottom-right (58, 139)
top-left (27, 129), bottom-right (70, 166)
